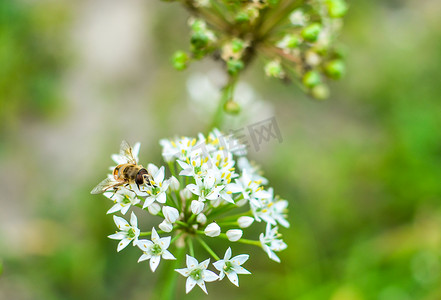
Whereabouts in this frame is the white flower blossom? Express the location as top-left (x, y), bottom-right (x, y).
top-left (104, 188), bottom-right (139, 215)
top-left (259, 223), bottom-right (287, 263)
top-left (213, 248), bottom-right (250, 286)
top-left (175, 255), bottom-right (219, 294)
top-left (143, 166), bottom-right (170, 208)
top-left (108, 212), bottom-right (140, 252)
top-left (186, 171), bottom-right (224, 202)
top-left (137, 228), bottom-right (176, 272)
top-left (159, 220), bottom-right (173, 233)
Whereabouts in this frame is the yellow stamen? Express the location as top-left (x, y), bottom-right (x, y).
top-left (229, 168), bottom-right (235, 171)
top-left (227, 178), bottom-right (231, 184)
top-left (226, 173), bottom-right (231, 179)
top-left (227, 191), bottom-right (232, 194)
top-left (187, 140), bottom-right (191, 147)
top-left (192, 161), bottom-right (196, 166)
top-left (186, 157), bottom-right (190, 164)
top-left (171, 141), bottom-right (176, 147)
top-left (191, 138), bottom-right (196, 146)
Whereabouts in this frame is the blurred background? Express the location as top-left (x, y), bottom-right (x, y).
top-left (1, 0), bottom-right (441, 299)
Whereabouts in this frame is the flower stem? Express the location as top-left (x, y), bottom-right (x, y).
top-left (188, 238), bottom-right (195, 257)
top-left (197, 237), bottom-right (220, 260)
top-left (218, 232), bottom-right (262, 247)
top-left (139, 230), bottom-right (165, 237)
top-left (209, 76), bottom-right (238, 130)
top-left (157, 244), bottom-right (185, 300)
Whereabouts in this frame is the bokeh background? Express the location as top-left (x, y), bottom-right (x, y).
top-left (1, 0), bottom-right (441, 299)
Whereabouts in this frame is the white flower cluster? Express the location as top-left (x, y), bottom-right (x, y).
top-left (95, 129), bottom-right (289, 294)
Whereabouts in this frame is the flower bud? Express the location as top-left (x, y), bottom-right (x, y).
top-left (162, 206), bottom-right (179, 223)
top-left (191, 200), bottom-right (205, 215)
top-left (226, 229), bottom-right (243, 242)
top-left (224, 100), bottom-right (241, 115)
top-left (325, 59), bottom-right (345, 79)
top-left (204, 222), bottom-right (221, 237)
top-left (311, 84), bottom-right (330, 100)
top-left (169, 176), bottom-right (180, 191)
top-left (147, 203), bottom-right (161, 215)
top-left (302, 23), bottom-right (322, 42)
top-left (238, 216), bottom-right (254, 228)
top-left (227, 58), bottom-right (244, 75)
top-left (159, 220), bottom-right (173, 232)
top-left (264, 60), bottom-right (284, 79)
top-left (172, 51), bottom-right (189, 71)
top-left (181, 188), bottom-right (192, 200)
top-left (302, 70), bottom-right (321, 88)
top-left (196, 213), bottom-right (207, 225)
top-left (326, 0), bottom-right (348, 18)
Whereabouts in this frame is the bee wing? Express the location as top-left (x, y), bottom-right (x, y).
top-left (90, 177), bottom-right (121, 194)
top-left (119, 140), bottom-right (137, 165)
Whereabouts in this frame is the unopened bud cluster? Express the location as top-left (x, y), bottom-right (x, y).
top-left (169, 0), bottom-right (348, 99)
top-left (92, 129), bottom-right (289, 294)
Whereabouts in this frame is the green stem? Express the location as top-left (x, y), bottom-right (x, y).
top-left (171, 232), bottom-right (183, 244)
top-left (139, 230), bottom-right (165, 237)
top-left (197, 237), bottom-right (220, 260)
top-left (215, 210), bottom-right (252, 222)
top-left (188, 238), bottom-right (195, 257)
top-left (157, 244), bottom-right (185, 300)
top-left (175, 220), bottom-right (189, 228)
top-left (209, 76), bottom-right (238, 130)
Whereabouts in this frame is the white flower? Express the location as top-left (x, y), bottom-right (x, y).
top-left (226, 229), bottom-right (243, 242)
top-left (237, 216), bottom-right (254, 228)
top-left (204, 222), bottom-right (221, 237)
top-left (259, 223), bottom-right (287, 263)
top-left (147, 203), bottom-right (161, 215)
top-left (213, 248), bottom-right (250, 287)
top-left (229, 170), bottom-right (270, 207)
top-left (104, 188), bottom-right (139, 215)
top-left (175, 255), bottom-right (219, 294)
top-left (160, 137), bottom-right (197, 162)
top-left (252, 188), bottom-right (290, 228)
top-left (186, 171), bottom-right (224, 202)
top-left (191, 200), bottom-right (205, 215)
top-left (196, 213), bottom-right (207, 225)
top-left (159, 220), bottom-right (173, 233)
top-left (143, 166), bottom-right (170, 208)
top-left (137, 227), bottom-right (176, 272)
top-left (169, 175), bottom-right (180, 191)
top-left (108, 212), bottom-right (140, 252)
top-left (237, 157), bottom-right (268, 185)
top-left (177, 152), bottom-right (211, 179)
top-left (162, 206), bottom-right (179, 223)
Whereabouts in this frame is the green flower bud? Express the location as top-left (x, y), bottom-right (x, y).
top-left (264, 60), bottom-right (284, 78)
top-left (191, 32), bottom-right (209, 49)
top-left (235, 11), bottom-right (250, 23)
top-left (172, 51), bottom-right (189, 71)
top-left (227, 59), bottom-right (244, 75)
top-left (231, 39), bottom-right (245, 53)
top-left (191, 19), bottom-right (206, 32)
top-left (301, 23), bottom-right (322, 42)
top-left (325, 59), bottom-right (345, 79)
top-left (311, 84), bottom-right (329, 100)
top-left (224, 100), bottom-right (241, 115)
top-left (267, 0), bottom-right (280, 6)
top-left (302, 70), bottom-right (321, 88)
top-left (326, 0), bottom-right (348, 18)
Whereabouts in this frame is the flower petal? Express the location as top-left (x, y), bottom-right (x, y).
top-left (226, 271), bottom-right (239, 287)
top-left (130, 212), bottom-right (138, 227)
top-left (186, 277), bottom-right (197, 294)
top-left (231, 254), bottom-right (249, 265)
top-left (186, 255), bottom-right (199, 269)
top-left (136, 239), bottom-right (153, 251)
top-left (162, 250), bottom-right (176, 260)
top-left (113, 215), bottom-right (129, 230)
top-left (224, 247), bottom-right (232, 260)
top-left (138, 253), bottom-right (151, 262)
top-left (117, 238), bottom-right (131, 252)
top-left (150, 255), bottom-right (161, 272)
top-left (159, 236), bottom-right (171, 250)
top-left (202, 270), bottom-right (219, 282)
top-left (151, 227), bottom-right (159, 242)
top-left (175, 268), bottom-right (190, 277)
top-left (234, 266), bottom-right (251, 275)
top-left (196, 280), bottom-right (208, 294)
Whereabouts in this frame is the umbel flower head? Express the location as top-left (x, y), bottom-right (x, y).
top-left (91, 129), bottom-right (289, 294)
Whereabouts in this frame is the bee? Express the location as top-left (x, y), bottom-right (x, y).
top-left (91, 140), bottom-right (151, 194)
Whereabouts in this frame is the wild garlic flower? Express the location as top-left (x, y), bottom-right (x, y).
top-left (175, 255), bottom-right (219, 294)
top-left (137, 227), bottom-right (176, 272)
top-left (213, 247), bottom-right (250, 286)
top-left (92, 129), bottom-right (289, 294)
top-left (108, 212), bottom-right (140, 252)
